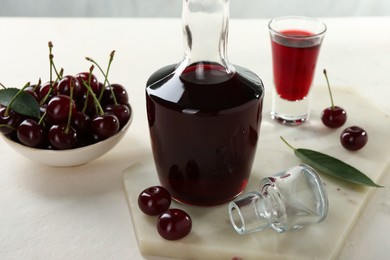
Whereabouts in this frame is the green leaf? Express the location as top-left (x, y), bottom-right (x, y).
top-left (0, 88), bottom-right (41, 119)
top-left (295, 148), bottom-right (383, 187)
top-left (0, 88), bottom-right (19, 106)
top-left (280, 136), bottom-right (383, 188)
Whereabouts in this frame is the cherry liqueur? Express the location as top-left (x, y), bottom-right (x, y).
top-left (146, 0), bottom-right (264, 206)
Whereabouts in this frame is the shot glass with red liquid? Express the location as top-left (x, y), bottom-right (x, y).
top-left (269, 16), bottom-right (326, 125)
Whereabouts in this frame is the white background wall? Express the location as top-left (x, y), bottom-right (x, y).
top-left (1, 0), bottom-right (390, 18)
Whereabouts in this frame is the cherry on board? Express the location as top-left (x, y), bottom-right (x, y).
top-left (138, 186), bottom-right (172, 216)
top-left (321, 69), bottom-right (347, 128)
top-left (340, 126), bottom-right (368, 151)
top-left (157, 208), bottom-right (192, 240)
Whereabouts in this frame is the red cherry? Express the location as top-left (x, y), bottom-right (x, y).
top-left (0, 107), bottom-right (24, 135)
top-left (101, 83), bottom-right (129, 106)
top-left (38, 81), bottom-right (57, 103)
top-left (76, 92), bottom-right (99, 117)
top-left (104, 104), bottom-right (131, 128)
top-left (340, 126), bottom-right (368, 151)
top-left (0, 107), bottom-right (15, 135)
top-left (71, 111), bottom-right (91, 134)
top-left (91, 114), bottom-right (120, 140)
top-left (321, 69), bottom-right (347, 128)
top-left (75, 72), bottom-right (100, 94)
top-left (17, 119), bottom-right (45, 147)
top-left (46, 95), bottom-right (76, 124)
top-left (157, 208), bottom-right (192, 240)
top-left (138, 186), bottom-right (172, 216)
top-left (48, 124), bottom-right (78, 149)
top-left (321, 106), bottom-right (347, 128)
top-left (24, 85), bottom-right (40, 102)
top-left (57, 75), bottom-right (83, 98)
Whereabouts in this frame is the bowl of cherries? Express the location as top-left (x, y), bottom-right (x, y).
top-left (0, 44), bottom-right (132, 167)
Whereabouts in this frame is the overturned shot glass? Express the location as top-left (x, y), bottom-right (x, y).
top-left (228, 164), bottom-right (328, 234)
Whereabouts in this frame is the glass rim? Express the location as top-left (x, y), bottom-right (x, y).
top-left (268, 16), bottom-right (327, 39)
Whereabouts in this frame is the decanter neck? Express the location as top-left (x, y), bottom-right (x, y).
top-left (181, 0), bottom-right (232, 70)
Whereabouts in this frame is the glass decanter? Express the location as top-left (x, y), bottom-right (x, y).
top-left (146, 0), bottom-right (265, 206)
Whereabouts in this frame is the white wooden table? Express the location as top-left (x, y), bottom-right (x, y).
top-left (0, 17), bottom-right (389, 259)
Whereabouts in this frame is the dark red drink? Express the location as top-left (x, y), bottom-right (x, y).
top-left (271, 30), bottom-right (321, 101)
top-left (146, 63), bottom-right (264, 206)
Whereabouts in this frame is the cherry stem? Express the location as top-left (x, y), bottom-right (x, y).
top-left (65, 81), bottom-right (74, 135)
top-left (323, 69), bottom-right (335, 110)
top-left (81, 71), bottom-right (94, 114)
top-left (81, 92), bottom-right (89, 114)
top-left (80, 66), bottom-right (104, 116)
top-left (48, 41), bottom-right (62, 82)
top-left (32, 78), bottom-right (42, 93)
top-left (40, 68), bottom-right (64, 105)
top-left (86, 50), bottom-right (118, 105)
top-left (81, 80), bottom-right (104, 115)
top-left (48, 42), bottom-right (54, 92)
top-left (0, 82), bottom-right (6, 89)
top-left (52, 62), bottom-right (61, 80)
top-left (85, 56), bottom-right (111, 91)
top-left (5, 82), bottom-right (30, 117)
top-left (280, 136), bottom-right (297, 151)
top-left (38, 111), bottom-right (46, 125)
top-left (0, 124), bottom-right (16, 131)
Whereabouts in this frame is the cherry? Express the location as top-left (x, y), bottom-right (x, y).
top-left (17, 119), bottom-right (44, 147)
top-left (91, 114), bottom-right (120, 140)
top-left (0, 107), bottom-right (23, 135)
top-left (57, 75), bottom-right (83, 98)
top-left (0, 107), bottom-right (15, 135)
top-left (101, 83), bottom-right (129, 106)
top-left (138, 186), bottom-right (172, 216)
top-left (71, 111), bottom-right (93, 147)
top-left (321, 69), bottom-right (347, 128)
top-left (47, 82), bottom-right (79, 150)
top-left (321, 106), bottom-right (347, 128)
top-left (48, 124), bottom-right (78, 149)
top-left (75, 72), bottom-right (100, 94)
top-left (0, 45), bottom-right (131, 151)
top-left (38, 81), bottom-right (57, 104)
top-left (24, 85), bottom-right (40, 101)
top-left (79, 72), bottom-right (121, 141)
top-left (71, 111), bottom-right (91, 135)
top-left (104, 104), bottom-right (131, 128)
top-left (340, 126), bottom-right (368, 151)
top-left (111, 83), bottom-right (129, 105)
top-left (157, 208), bottom-right (192, 240)
top-left (46, 95), bottom-right (76, 124)
top-left (76, 92), bottom-right (99, 117)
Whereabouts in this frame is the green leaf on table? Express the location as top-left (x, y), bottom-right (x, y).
top-left (280, 136), bottom-right (383, 188)
top-left (0, 88), bottom-right (41, 119)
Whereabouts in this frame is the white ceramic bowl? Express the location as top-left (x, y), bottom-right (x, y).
top-left (1, 113), bottom-right (133, 167)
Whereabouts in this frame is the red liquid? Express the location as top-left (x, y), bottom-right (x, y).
top-left (271, 30), bottom-right (321, 101)
top-left (146, 63), bottom-right (264, 206)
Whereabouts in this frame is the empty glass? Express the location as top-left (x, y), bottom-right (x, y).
top-left (228, 164), bottom-right (328, 234)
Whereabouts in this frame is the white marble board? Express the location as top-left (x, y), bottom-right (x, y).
top-left (123, 87), bottom-right (390, 260)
